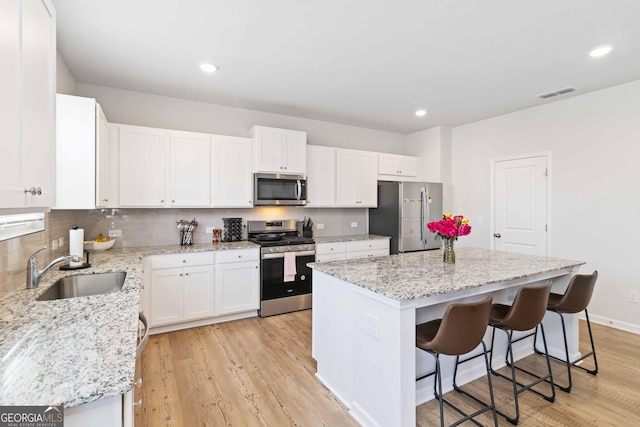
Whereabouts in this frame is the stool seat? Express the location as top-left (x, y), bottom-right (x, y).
top-left (416, 296), bottom-right (497, 427)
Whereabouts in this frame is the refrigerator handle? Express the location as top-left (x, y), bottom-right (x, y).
top-left (420, 187), bottom-right (425, 244)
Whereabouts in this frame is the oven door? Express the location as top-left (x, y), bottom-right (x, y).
top-left (261, 251), bottom-right (314, 301)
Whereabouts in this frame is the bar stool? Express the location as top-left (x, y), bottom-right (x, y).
top-left (416, 296), bottom-right (498, 427)
top-left (533, 270), bottom-right (599, 392)
top-left (488, 281), bottom-right (555, 425)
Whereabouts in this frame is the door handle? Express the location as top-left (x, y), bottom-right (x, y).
top-left (494, 233), bottom-right (502, 238)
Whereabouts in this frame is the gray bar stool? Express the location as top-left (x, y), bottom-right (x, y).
top-left (416, 296), bottom-right (498, 427)
top-left (533, 270), bottom-right (599, 392)
top-left (488, 281), bottom-right (555, 425)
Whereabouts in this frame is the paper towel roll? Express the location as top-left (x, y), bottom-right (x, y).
top-left (69, 227), bottom-right (84, 267)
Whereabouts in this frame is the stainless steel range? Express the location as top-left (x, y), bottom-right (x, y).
top-left (248, 220), bottom-right (315, 317)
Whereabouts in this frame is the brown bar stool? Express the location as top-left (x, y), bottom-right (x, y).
top-left (533, 271), bottom-right (599, 392)
top-left (487, 281), bottom-right (555, 425)
top-left (416, 296), bottom-right (498, 427)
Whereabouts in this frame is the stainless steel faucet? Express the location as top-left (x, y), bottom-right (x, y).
top-left (26, 247), bottom-right (82, 289)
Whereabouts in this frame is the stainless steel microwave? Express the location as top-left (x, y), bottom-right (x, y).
top-left (254, 173), bottom-right (307, 206)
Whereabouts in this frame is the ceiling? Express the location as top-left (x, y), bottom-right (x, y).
top-left (53, 0), bottom-right (640, 134)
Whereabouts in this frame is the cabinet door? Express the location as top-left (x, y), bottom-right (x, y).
top-left (215, 261), bottom-right (259, 315)
top-left (306, 145), bottom-right (336, 207)
top-left (150, 267), bottom-right (184, 326)
top-left (183, 265), bottom-right (215, 320)
top-left (0, 0), bottom-right (22, 208)
top-left (358, 152), bottom-right (379, 207)
top-left (211, 135), bottom-right (253, 207)
top-left (379, 154), bottom-right (418, 177)
top-left (96, 104), bottom-right (110, 207)
top-left (336, 150), bottom-right (361, 206)
top-left (170, 131), bottom-right (210, 207)
top-left (397, 156), bottom-right (418, 177)
top-left (253, 127), bottom-right (283, 172)
top-left (118, 125), bottom-right (169, 207)
top-left (21, 0), bottom-right (56, 207)
top-left (282, 130), bottom-right (307, 174)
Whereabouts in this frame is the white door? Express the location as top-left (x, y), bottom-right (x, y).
top-left (211, 136), bottom-right (253, 207)
top-left (336, 150), bottom-right (361, 206)
top-left (306, 145), bottom-right (336, 207)
top-left (215, 261), bottom-right (259, 315)
top-left (254, 127), bottom-right (283, 172)
top-left (358, 152), bottom-right (379, 206)
top-left (282, 130), bottom-right (307, 174)
top-left (182, 265), bottom-right (215, 320)
top-left (169, 131), bottom-right (210, 207)
top-left (493, 155), bottom-right (548, 256)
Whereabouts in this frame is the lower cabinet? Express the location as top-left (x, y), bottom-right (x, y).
top-left (148, 252), bottom-right (215, 327)
top-left (315, 239), bottom-right (389, 262)
top-left (65, 393), bottom-right (131, 427)
top-left (215, 249), bottom-right (260, 315)
top-left (145, 249), bottom-right (259, 333)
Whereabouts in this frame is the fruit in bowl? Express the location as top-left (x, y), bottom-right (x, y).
top-left (84, 234), bottom-right (116, 252)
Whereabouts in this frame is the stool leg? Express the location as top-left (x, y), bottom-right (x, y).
top-left (433, 353), bottom-right (445, 427)
top-left (583, 309), bottom-right (599, 375)
top-left (481, 341), bottom-right (499, 427)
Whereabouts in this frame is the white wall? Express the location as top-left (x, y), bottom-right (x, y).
top-left (451, 79), bottom-right (640, 332)
top-left (56, 52), bottom-right (77, 95)
top-left (75, 83), bottom-right (407, 153)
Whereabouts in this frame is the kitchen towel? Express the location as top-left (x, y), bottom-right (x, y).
top-left (284, 252), bottom-right (297, 282)
top-left (69, 227), bottom-right (84, 267)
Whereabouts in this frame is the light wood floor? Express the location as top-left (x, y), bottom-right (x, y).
top-left (136, 311), bottom-right (640, 426)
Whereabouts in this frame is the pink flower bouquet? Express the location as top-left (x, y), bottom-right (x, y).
top-left (427, 213), bottom-right (471, 241)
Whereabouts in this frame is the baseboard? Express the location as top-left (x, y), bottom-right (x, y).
top-left (584, 313), bottom-right (640, 335)
top-left (149, 311), bottom-right (258, 335)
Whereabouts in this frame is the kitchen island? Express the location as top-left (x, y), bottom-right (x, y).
top-left (309, 247), bottom-right (584, 427)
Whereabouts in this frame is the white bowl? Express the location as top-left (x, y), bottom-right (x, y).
top-left (83, 239), bottom-right (115, 252)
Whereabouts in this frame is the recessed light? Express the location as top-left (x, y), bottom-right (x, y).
top-left (415, 109), bottom-right (427, 117)
top-left (200, 63), bottom-right (219, 73)
top-left (589, 45), bottom-right (613, 58)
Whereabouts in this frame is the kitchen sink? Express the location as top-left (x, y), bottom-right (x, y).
top-left (37, 272), bottom-right (126, 301)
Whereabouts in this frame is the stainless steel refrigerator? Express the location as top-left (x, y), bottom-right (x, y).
top-left (369, 181), bottom-right (443, 254)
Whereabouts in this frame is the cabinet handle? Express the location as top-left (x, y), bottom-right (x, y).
top-left (36, 187), bottom-right (42, 195)
top-left (182, 260), bottom-right (186, 263)
top-left (24, 187), bottom-right (36, 195)
top-left (238, 255), bottom-right (242, 258)
top-left (172, 200), bottom-right (175, 203)
top-left (102, 198), bottom-right (108, 202)
top-left (185, 273), bottom-right (189, 276)
top-left (284, 166), bottom-right (287, 170)
top-left (160, 200), bottom-right (164, 203)
top-left (179, 273), bottom-right (183, 276)
top-left (133, 399), bottom-right (143, 407)
top-left (134, 378), bottom-right (143, 388)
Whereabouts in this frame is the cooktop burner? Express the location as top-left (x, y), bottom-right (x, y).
top-left (247, 219), bottom-right (315, 247)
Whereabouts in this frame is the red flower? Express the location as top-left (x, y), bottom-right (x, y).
top-left (427, 213), bottom-right (472, 240)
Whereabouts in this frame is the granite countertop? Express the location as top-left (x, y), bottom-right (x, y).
top-left (314, 234), bottom-right (390, 244)
top-left (309, 247), bottom-right (585, 301)
top-left (0, 241), bottom-right (258, 408)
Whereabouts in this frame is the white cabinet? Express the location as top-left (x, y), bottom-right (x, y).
top-left (116, 125), bottom-right (210, 207)
top-left (250, 125), bottom-right (307, 174)
top-left (55, 94), bottom-right (111, 209)
top-left (315, 242), bottom-right (347, 263)
top-left (378, 154), bottom-right (419, 179)
top-left (211, 135), bottom-right (253, 207)
top-left (0, 0), bottom-right (56, 209)
top-left (215, 249), bottom-right (260, 315)
top-left (117, 125), bottom-right (169, 207)
top-left (170, 130), bottom-right (211, 207)
top-left (346, 239), bottom-right (390, 259)
top-left (306, 145), bottom-right (336, 207)
top-left (148, 252), bottom-right (215, 327)
top-left (336, 149), bottom-right (378, 207)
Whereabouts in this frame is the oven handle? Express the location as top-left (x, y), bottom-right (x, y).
top-left (296, 180), bottom-right (302, 201)
top-left (262, 250), bottom-right (316, 259)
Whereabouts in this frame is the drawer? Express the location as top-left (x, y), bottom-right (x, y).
top-left (316, 242), bottom-right (347, 255)
top-left (346, 248), bottom-right (389, 260)
top-left (149, 251), bottom-right (214, 269)
top-left (316, 252), bottom-right (347, 263)
top-left (216, 248), bottom-right (260, 264)
top-left (346, 239), bottom-right (389, 253)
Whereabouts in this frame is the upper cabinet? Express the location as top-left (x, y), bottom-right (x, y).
top-left (169, 131), bottom-right (211, 207)
top-left (336, 149), bottom-right (378, 207)
top-left (116, 125), bottom-right (211, 208)
top-left (55, 94), bottom-right (111, 209)
top-left (211, 135), bottom-right (253, 208)
top-left (306, 145), bottom-right (336, 207)
top-left (0, 0), bottom-right (56, 209)
top-left (378, 153), bottom-right (419, 180)
top-left (250, 126), bottom-right (307, 174)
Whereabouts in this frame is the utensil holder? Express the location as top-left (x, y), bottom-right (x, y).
top-left (180, 230), bottom-right (194, 246)
top-left (303, 230), bottom-right (313, 238)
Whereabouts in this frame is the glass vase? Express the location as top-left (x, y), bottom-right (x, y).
top-left (443, 239), bottom-right (455, 264)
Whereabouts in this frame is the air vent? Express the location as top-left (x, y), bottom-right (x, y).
top-left (536, 86), bottom-right (577, 99)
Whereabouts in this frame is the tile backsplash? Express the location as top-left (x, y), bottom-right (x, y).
top-left (75, 207), bottom-right (367, 248)
top-left (0, 207), bottom-right (366, 299)
top-left (0, 210), bottom-right (77, 299)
